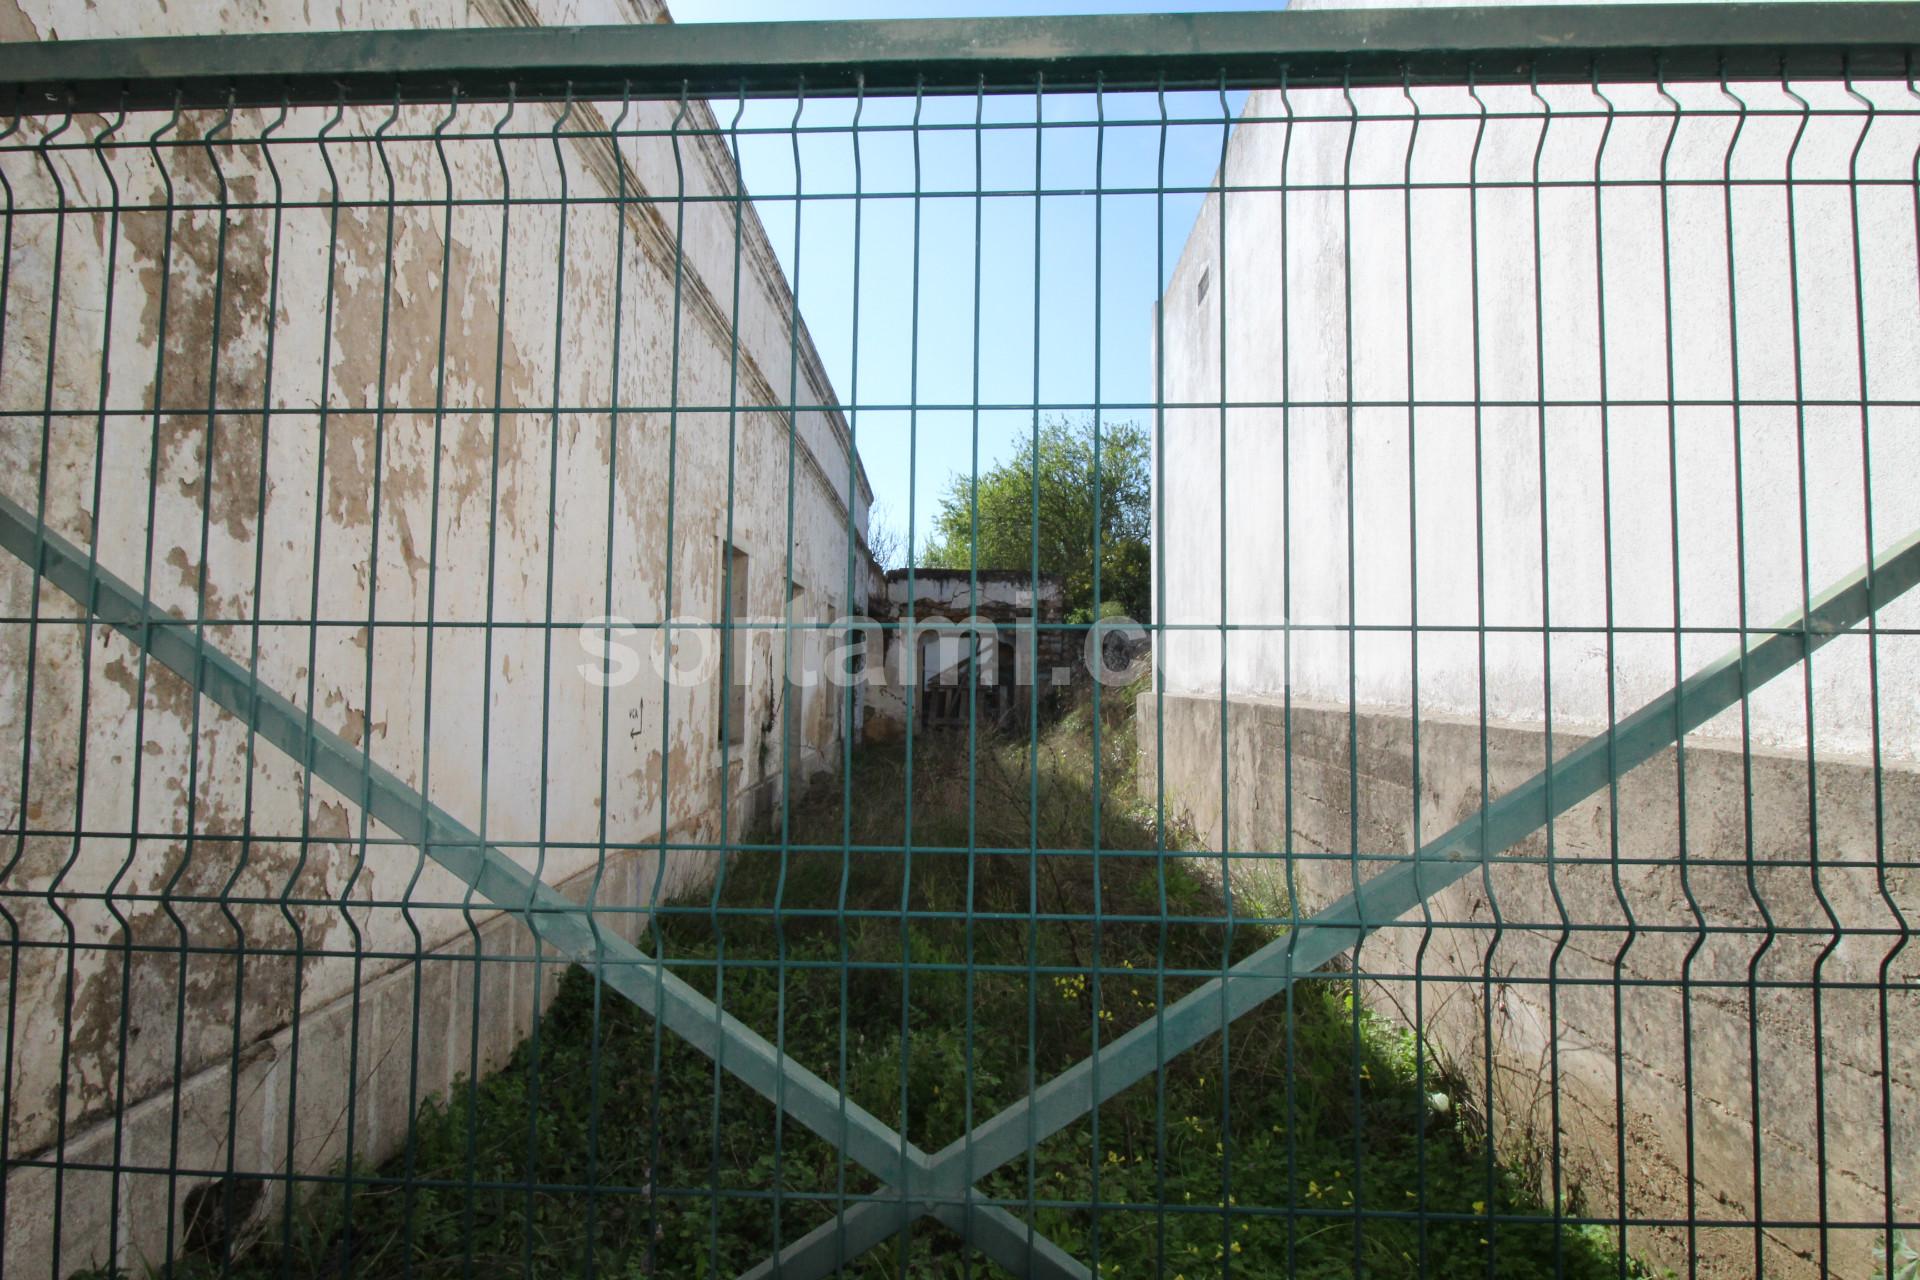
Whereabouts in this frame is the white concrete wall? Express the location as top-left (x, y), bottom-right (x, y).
top-left (1150, 3), bottom-right (1920, 1275)
top-left (0, 0), bottom-right (869, 1271)
top-left (1156, 1), bottom-right (1920, 762)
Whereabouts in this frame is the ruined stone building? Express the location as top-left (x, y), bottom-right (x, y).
top-left (1145, 1), bottom-right (1920, 1275)
top-left (860, 568), bottom-right (1069, 738)
top-left (0, 1), bottom-right (873, 1271)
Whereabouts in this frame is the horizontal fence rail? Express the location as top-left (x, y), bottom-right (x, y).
top-left (0, 3), bottom-right (1914, 108)
top-left (1, 5), bottom-right (1918, 1280)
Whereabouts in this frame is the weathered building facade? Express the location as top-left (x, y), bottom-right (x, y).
top-left (0, 1), bottom-right (871, 1272)
top-left (861, 568), bottom-right (1069, 738)
top-left (1145, 1), bottom-right (1919, 1275)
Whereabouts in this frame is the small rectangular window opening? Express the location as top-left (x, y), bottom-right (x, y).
top-left (720, 541), bottom-right (750, 747)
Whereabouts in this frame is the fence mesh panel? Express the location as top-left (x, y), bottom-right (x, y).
top-left (1, 11), bottom-right (1918, 1280)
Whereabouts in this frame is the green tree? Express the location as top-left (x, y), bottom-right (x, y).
top-left (919, 416), bottom-right (1152, 623)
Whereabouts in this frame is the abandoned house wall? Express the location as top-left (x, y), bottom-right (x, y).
top-left (0, 1), bottom-right (871, 1272)
top-left (1147, 2), bottom-right (1919, 1276)
top-left (860, 569), bottom-right (1069, 738)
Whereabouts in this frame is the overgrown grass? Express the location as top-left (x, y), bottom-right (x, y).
top-left (170, 683), bottom-right (1650, 1278)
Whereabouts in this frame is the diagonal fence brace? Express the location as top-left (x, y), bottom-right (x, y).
top-left (749, 524), bottom-right (1920, 1280)
top-left (0, 493), bottom-right (1089, 1280)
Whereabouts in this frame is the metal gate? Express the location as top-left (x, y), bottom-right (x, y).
top-left (1, 5), bottom-right (1918, 1278)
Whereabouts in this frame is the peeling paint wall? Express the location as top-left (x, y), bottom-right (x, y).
top-left (0, 1), bottom-right (871, 1272)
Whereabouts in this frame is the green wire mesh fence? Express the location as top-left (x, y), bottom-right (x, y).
top-left (1, 6), bottom-right (1918, 1279)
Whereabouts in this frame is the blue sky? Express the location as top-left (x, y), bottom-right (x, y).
top-left (671, 0), bottom-right (1278, 554)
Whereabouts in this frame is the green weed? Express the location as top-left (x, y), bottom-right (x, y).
top-left (160, 685), bottom-right (1650, 1278)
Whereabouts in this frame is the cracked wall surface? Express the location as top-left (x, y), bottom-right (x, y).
top-left (0, 1), bottom-right (872, 1272)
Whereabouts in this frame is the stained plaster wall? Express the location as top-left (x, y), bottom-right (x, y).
top-left (1148, 2), bottom-right (1919, 1275)
top-left (0, 0), bottom-right (871, 1272)
top-left (1141, 690), bottom-right (1918, 1278)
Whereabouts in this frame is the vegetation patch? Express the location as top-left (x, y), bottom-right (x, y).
top-left (169, 687), bottom-right (1650, 1278)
